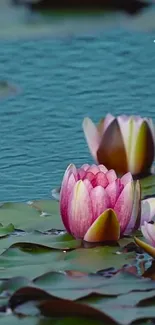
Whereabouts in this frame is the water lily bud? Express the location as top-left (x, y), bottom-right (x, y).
top-left (59, 163), bottom-right (155, 242)
top-left (83, 114), bottom-right (155, 177)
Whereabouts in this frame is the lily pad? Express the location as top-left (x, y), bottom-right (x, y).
top-left (0, 276), bottom-right (31, 296)
top-left (0, 316), bottom-right (40, 325)
top-left (9, 289), bottom-right (116, 324)
top-left (0, 201), bottom-right (64, 232)
top-left (33, 269), bottom-right (155, 300)
top-left (9, 283), bottom-right (155, 325)
top-left (0, 232), bottom-right (81, 253)
top-left (0, 247), bottom-right (64, 279)
top-left (62, 246), bottom-right (136, 273)
top-left (0, 198), bottom-right (153, 325)
top-left (0, 223), bottom-right (14, 238)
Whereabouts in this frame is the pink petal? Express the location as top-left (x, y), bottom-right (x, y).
top-left (81, 164), bottom-right (90, 171)
top-left (103, 113), bottom-right (115, 133)
top-left (125, 180), bottom-right (141, 234)
top-left (90, 185), bottom-right (110, 222)
top-left (60, 166), bottom-right (77, 233)
top-left (98, 164), bottom-right (108, 173)
top-left (141, 222), bottom-right (155, 247)
top-left (68, 180), bottom-right (93, 239)
top-left (85, 172), bottom-right (95, 183)
top-left (82, 117), bottom-right (101, 162)
top-left (91, 172), bottom-right (109, 188)
top-left (105, 180), bottom-right (124, 208)
top-left (78, 168), bottom-right (86, 180)
top-left (114, 181), bottom-right (134, 234)
top-left (106, 169), bottom-right (117, 183)
top-left (141, 198), bottom-right (155, 225)
top-left (83, 179), bottom-right (93, 193)
top-left (121, 172), bottom-right (133, 186)
top-left (61, 164), bottom-right (78, 188)
top-left (60, 164), bottom-right (76, 200)
top-left (86, 164), bottom-right (100, 175)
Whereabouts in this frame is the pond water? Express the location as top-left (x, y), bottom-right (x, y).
top-left (0, 29), bottom-right (155, 202)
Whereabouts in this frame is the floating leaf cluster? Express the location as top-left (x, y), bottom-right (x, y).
top-left (0, 181), bottom-right (155, 325)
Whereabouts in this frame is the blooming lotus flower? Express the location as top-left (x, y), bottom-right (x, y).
top-left (60, 163), bottom-right (155, 242)
top-left (83, 114), bottom-right (155, 177)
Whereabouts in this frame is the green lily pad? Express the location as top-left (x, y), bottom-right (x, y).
top-left (0, 197), bottom-right (154, 325)
top-left (0, 243), bottom-right (134, 281)
top-left (32, 269), bottom-right (155, 301)
top-left (0, 316), bottom-right (40, 325)
top-left (98, 306), bottom-right (155, 325)
top-left (31, 200), bottom-right (61, 215)
top-left (0, 201), bottom-right (64, 232)
top-left (78, 271), bottom-right (155, 298)
top-left (9, 289), bottom-right (116, 325)
top-left (62, 246), bottom-right (136, 273)
top-left (0, 223), bottom-right (14, 238)
top-left (0, 232), bottom-right (81, 253)
top-left (10, 288), bottom-right (155, 325)
top-left (33, 271), bottom-right (106, 300)
top-left (0, 249), bottom-right (64, 279)
top-left (0, 276), bottom-right (31, 296)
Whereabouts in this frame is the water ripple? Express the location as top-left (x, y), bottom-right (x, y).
top-left (0, 30), bottom-right (155, 201)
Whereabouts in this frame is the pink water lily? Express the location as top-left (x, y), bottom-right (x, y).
top-left (134, 220), bottom-right (155, 258)
top-left (83, 114), bottom-right (155, 176)
top-left (141, 221), bottom-right (155, 247)
top-left (60, 163), bottom-right (155, 242)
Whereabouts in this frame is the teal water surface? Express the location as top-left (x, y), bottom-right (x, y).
top-left (0, 29), bottom-right (155, 201)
